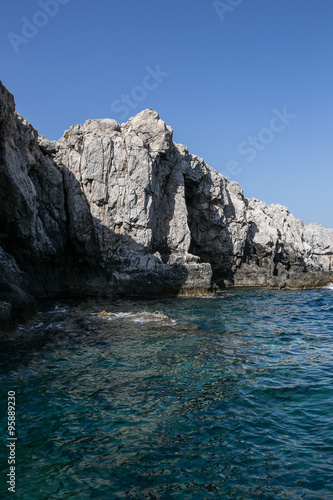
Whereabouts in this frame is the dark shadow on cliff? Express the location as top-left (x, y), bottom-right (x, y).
top-left (0, 154), bottom-right (189, 304)
top-left (147, 150), bottom-right (182, 263)
top-left (184, 168), bottom-right (237, 288)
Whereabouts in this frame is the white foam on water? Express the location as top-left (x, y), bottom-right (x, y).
top-left (99, 311), bottom-right (176, 325)
top-left (323, 282), bottom-right (333, 290)
top-left (45, 323), bottom-right (62, 330)
top-left (48, 305), bottom-right (68, 313)
top-left (17, 321), bottom-right (45, 333)
top-left (100, 312), bottom-right (132, 321)
top-left (132, 315), bottom-right (177, 325)
top-left (132, 317), bottom-right (153, 323)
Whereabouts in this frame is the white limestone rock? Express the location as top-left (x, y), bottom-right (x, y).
top-left (1, 76), bottom-right (332, 326)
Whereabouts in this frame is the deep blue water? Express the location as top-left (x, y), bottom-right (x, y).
top-left (1, 287), bottom-right (333, 499)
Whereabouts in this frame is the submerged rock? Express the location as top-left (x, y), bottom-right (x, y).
top-left (0, 81), bottom-right (332, 327)
top-left (98, 310), bottom-right (175, 325)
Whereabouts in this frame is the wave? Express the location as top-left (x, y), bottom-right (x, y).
top-left (323, 282), bottom-right (333, 290)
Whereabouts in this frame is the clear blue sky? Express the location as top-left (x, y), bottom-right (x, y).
top-left (1, 0), bottom-right (332, 227)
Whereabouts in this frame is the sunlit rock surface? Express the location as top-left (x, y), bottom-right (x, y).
top-left (1, 81), bottom-right (332, 326)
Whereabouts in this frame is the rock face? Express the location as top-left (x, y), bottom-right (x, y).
top-left (0, 81), bottom-right (332, 327)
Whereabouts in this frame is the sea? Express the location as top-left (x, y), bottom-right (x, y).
top-left (1, 286), bottom-right (333, 499)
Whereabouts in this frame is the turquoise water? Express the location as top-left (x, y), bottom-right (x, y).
top-left (1, 287), bottom-right (333, 499)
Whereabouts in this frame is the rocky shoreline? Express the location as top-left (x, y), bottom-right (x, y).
top-left (1, 81), bottom-right (332, 331)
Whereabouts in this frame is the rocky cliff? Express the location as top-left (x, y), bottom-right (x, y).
top-left (1, 82), bottom-right (332, 329)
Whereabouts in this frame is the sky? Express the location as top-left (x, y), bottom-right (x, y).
top-left (1, 0), bottom-right (333, 227)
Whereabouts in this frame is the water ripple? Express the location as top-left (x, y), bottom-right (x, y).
top-left (0, 289), bottom-right (333, 498)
